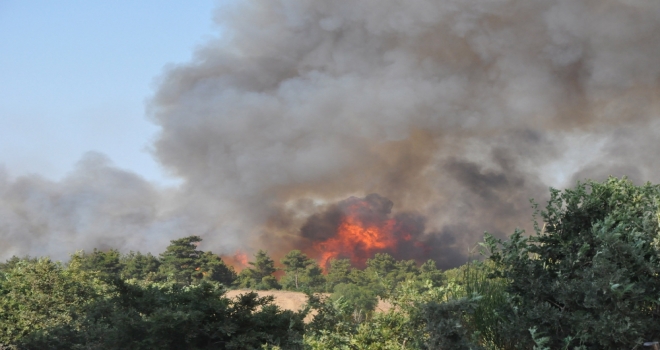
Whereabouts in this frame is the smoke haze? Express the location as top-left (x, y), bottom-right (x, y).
top-left (2, 0), bottom-right (660, 267)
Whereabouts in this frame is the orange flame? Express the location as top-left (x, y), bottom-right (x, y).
top-left (235, 251), bottom-right (249, 266)
top-left (312, 200), bottom-right (398, 270)
top-left (221, 250), bottom-right (250, 272)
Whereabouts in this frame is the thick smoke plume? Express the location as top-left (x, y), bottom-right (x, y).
top-left (2, 0), bottom-right (660, 267)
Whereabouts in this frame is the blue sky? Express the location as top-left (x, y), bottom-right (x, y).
top-left (0, 1), bottom-right (220, 185)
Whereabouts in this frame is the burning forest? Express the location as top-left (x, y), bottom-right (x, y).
top-left (220, 193), bottom-right (439, 272)
top-left (3, 1), bottom-right (660, 348)
top-left (299, 194), bottom-right (434, 270)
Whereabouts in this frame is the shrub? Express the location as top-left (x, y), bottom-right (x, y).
top-left (331, 283), bottom-right (378, 323)
top-left (484, 177), bottom-right (660, 349)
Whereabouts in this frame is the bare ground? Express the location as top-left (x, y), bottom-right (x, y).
top-left (225, 289), bottom-right (392, 313)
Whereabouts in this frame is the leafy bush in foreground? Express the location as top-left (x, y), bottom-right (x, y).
top-left (0, 258), bottom-right (305, 349)
top-left (0, 255), bottom-right (107, 346)
top-left (485, 178), bottom-right (660, 349)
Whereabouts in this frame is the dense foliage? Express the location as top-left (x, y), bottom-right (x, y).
top-left (484, 177), bottom-right (660, 349)
top-left (280, 250), bottom-right (324, 291)
top-left (236, 250), bottom-right (282, 290)
top-left (0, 237), bottom-right (306, 349)
top-left (1, 177), bottom-right (659, 349)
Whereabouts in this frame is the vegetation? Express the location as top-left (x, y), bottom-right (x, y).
top-left (280, 250), bottom-right (324, 291)
top-left (483, 177), bottom-right (660, 349)
top-left (236, 250), bottom-right (281, 290)
top-left (1, 177), bottom-right (659, 349)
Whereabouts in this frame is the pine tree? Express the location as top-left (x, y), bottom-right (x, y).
top-left (236, 250), bottom-right (280, 290)
top-left (158, 236), bottom-right (235, 286)
top-left (281, 250), bottom-right (314, 289)
top-left (325, 258), bottom-right (353, 291)
top-left (120, 251), bottom-right (160, 281)
top-left (79, 248), bottom-right (122, 278)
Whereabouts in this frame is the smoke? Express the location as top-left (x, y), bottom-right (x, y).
top-left (0, 153), bottom-right (180, 259)
top-left (2, 0), bottom-right (660, 267)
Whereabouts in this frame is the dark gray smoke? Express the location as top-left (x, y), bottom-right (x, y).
top-left (2, 0), bottom-right (660, 266)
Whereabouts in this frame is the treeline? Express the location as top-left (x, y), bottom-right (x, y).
top-left (33, 233), bottom-right (445, 310)
top-left (0, 226), bottom-right (443, 349)
top-left (2, 177), bottom-right (660, 349)
top-left (0, 255), bottom-right (304, 349)
top-left (1, 234), bottom-right (445, 297)
top-left (235, 249), bottom-right (443, 297)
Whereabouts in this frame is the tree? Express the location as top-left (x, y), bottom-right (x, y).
top-left (391, 259), bottom-right (420, 286)
top-left (366, 253), bottom-right (397, 277)
top-left (159, 236), bottom-right (204, 284)
top-left (331, 283), bottom-right (378, 323)
top-left (158, 236), bottom-right (236, 286)
top-left (199, 251), bottom-right (237, 286)
top-left (364, 253), bottom-right (400, 297)
top-left (281, 250), bottom-right (314, 290)
top-left (0, 254), bottom-right (107, 346)
top-left (236, 250), bottom-right (281, 290)
top-left (120, 251), bottom-right (161, 281)
top-left (302, 262), bottom-right (326, 292)
top-left (418, 259), bottom-right (444, 287)
top-left (79, 248), bottom-right (122, 278)
top-left (0, 253), bottom-right (300, 349)
top-left (325, 258), bottom-right (353, 291)
top-left (250, 250), bottom-right (277, 278)
top-left (0, 256), bottom-right (37, 272)
top-left (484, 177), bottom-right (660, 349)
top-left (11, 279), bottom-right (306, 349)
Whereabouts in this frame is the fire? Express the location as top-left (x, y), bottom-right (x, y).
top-left (312, 199), bottom-right (398, 269)
top-left (220, 195), bottom-right (435, 276)
top-left (221, 250), bottom-right (250, 272)
top-left (299, 194), bottom-right (436, 272)
top-left (234, 251), bottom-right (249, 266)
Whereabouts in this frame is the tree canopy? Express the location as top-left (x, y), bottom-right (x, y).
top-left (236, 250), bottom-right (281, 290)
top-left (156, 236), bottom-right (237, 286)
top-left (484, 177), bottom-right (660, 348)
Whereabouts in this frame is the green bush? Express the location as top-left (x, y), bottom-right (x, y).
top-left (484, 177), bottom-right (660, 349)
top-left (331, 283), bottom-right (378, 322)
top-left (440, 261), bottom-right (511, 349)
top-left (0, 255), bottom-right (108, 347)
top-left (0, 256), bottom-right (304, 349)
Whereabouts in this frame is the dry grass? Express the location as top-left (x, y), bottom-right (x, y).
top-left (225, 289), bottom-right (392, 313)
